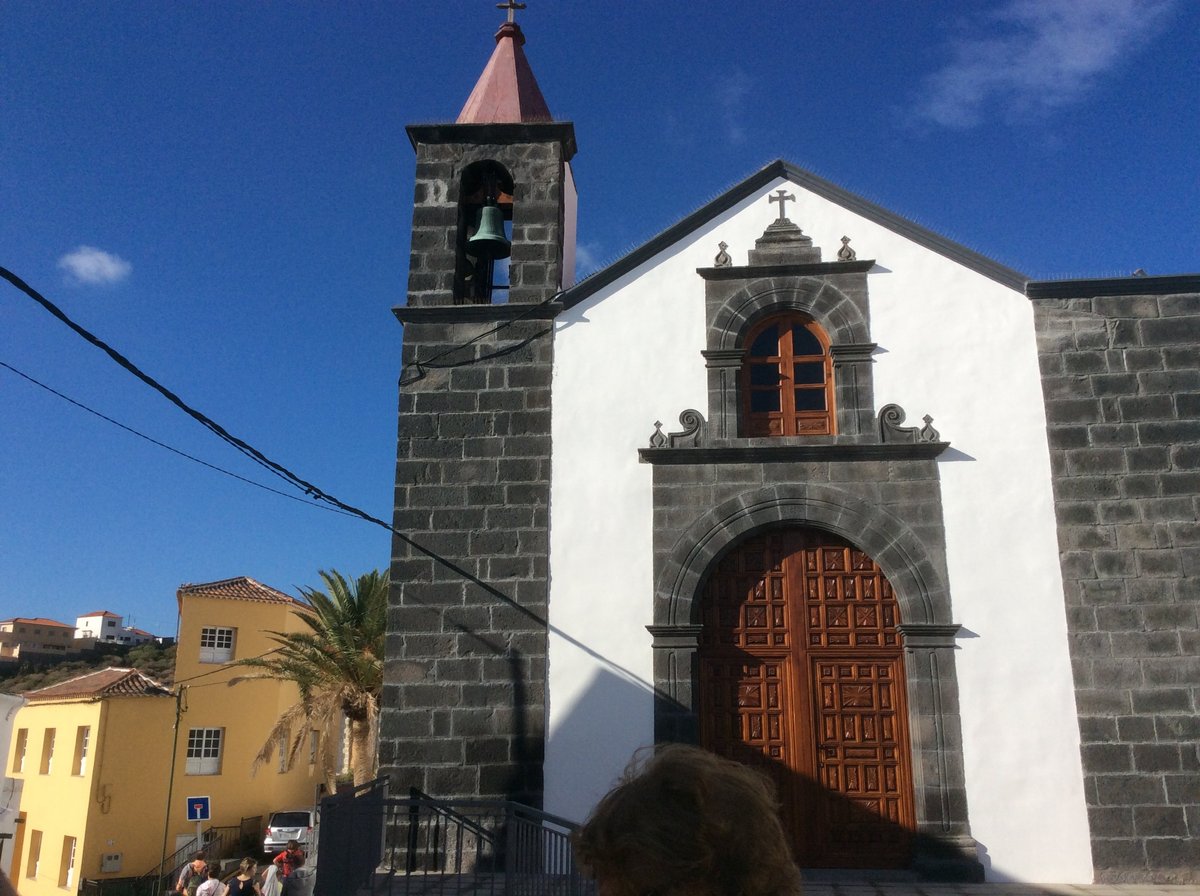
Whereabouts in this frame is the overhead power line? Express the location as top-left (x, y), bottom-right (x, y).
top-left (0, 359), bottom-right (357, 518)
top-left (396, 290), bottom-right (561, 387)
top-left (0, 265), bottom-right (547, 630)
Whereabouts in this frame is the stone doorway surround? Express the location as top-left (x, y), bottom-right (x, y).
top-left (646, 482), bottom-right (981, 880)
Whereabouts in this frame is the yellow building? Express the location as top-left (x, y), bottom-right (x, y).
top-left (169, 577), bottom-right (324, 837)
top-left (8, 577), bottom-right (326, 894)
top-left (7, 668), bottom-right (174, 896)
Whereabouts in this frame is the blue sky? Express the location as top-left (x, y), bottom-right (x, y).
top-left (2, 1), bottom-right (1197, 637)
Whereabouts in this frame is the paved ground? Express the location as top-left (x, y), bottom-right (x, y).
top-left (798, 884), bottom-right (1200, 896)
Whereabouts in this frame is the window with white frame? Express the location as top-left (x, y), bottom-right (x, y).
top-left (40, 729), bottom-right (55, 774)
top-left (198, 626), bottom-right (235, 663)
top-left (12, 728), bottom-right (27, 773)
top-left (73, 726), bottom-right (90, 776)
top-left (59, 836), bottom-right (77, 889)
top-left (27, 829), bottom-right (42, 879)
top-left (185, 728), bottom-right (223, 775)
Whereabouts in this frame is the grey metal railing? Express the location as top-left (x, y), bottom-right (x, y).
top-left (315, 781), bottom-right (592, 896)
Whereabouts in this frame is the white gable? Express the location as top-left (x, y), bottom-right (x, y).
top-left (546, 174), bottom-right (1091, 882)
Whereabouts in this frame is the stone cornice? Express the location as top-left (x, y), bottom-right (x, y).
top-left (639, 442), bottom-right (950, 464)
top-left (393, 302), bottom-right (562, 324)
top-left (697, 260), bottom-right (875, 280)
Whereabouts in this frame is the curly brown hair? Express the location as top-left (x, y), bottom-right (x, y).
top-left (574, 745), bottom-right (802, 896)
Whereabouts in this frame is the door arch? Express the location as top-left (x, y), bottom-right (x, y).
top-left (698, 527), bottom-right (916, 868)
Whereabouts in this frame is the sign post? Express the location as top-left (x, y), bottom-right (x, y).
top-left (185, 796), bottom-right (211, 856)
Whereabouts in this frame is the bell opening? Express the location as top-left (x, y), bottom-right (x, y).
top-left (456, 160), bottom-right (515, 304)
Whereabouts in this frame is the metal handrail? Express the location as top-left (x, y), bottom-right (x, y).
top-left (315, 784), bottom-right (591, 896)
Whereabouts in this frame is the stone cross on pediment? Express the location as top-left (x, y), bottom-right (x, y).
top-left (769, 189), bottom-right (795, 222)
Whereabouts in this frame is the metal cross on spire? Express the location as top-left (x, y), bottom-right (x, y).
top-left (497, 0), bottom-right (526, 23)
top-left (769, 189), bottom-right (796, 221)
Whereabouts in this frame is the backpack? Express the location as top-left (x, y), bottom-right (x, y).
top-left (181, 865), bottom-right (205, 896)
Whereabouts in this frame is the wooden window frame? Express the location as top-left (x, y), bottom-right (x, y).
top-left (740, 313), bottom-right (835, 437)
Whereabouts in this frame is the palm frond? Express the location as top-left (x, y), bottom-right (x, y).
top-left (231, 568), bottom-right (389, 786)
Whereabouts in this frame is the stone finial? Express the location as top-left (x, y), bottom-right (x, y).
top-left (649, 421), bottom-right (667, 448)
top-left (714, 241), bottom-right (732, 267)
top-left (879, 404), bottom-right (941, 444)
top-left (837, 236), bottom-right (857, 262)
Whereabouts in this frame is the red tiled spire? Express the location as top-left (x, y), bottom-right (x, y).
top-left (457, 21), bottom-right (553, 124)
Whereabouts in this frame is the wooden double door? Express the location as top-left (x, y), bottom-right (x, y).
top-left (698, 529), bottom-right (916, 868)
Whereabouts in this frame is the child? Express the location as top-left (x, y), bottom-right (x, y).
top-left (272, 840), bottom-right (306, 879)
top-left (196, 864), bottom-right (226, 896)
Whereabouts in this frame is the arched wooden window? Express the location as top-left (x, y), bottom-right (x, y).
top-left (741, 313), bottom-right (835, 436)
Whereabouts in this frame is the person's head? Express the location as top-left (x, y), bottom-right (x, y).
top-left (290, 854), bottom-right (306, 870)
top-left (286, 840), bottom-right (300, 853)
top-left (207, 865), bottom-right (220, 879)
top-left (574, 745), bottom-right (802, 896)
top-left (240, 858), bottom-right (257, 876)
top-left (192, 852), bottom-right (207, 864)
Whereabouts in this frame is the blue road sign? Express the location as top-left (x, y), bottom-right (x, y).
top-left (186, 796), bottom-right (211, 822)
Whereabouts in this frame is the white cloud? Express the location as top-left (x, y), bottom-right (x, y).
top-left (574, 242), bottom-right (603, 276)
top-left (912, 0), bottom-right (1175, 128)
top-left (58, 246), bottom-right (132, 285)
top-left (716, 69), bottom-right (752, 145)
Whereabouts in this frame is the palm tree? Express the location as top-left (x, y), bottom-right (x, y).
top-left (231, 568), bottom-right (388, 788)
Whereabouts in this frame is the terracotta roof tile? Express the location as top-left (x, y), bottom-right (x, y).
top-left (0, 617), bottom-right (75, 628)
top-left (177, 576), bottom-right (300, 605)
top-left (25, 667), bottom-right (171, 701)
top-left (79, 610), bottom-right (121, 618)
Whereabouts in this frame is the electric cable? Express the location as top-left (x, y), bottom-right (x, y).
top-left (0, 264), bottom-right (548, 630)
top-left (0, 359), bottom-right (358, 518)
top-left (396, 288), bottom-right (562, 387)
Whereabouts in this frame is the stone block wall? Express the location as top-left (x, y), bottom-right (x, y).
top-left (1031, 283), bottom-right (1200, 882)
top-left (382, 315), bottom-right (553, 804)
top-left (644, 453), bottom-right (981, 880)
top-left (405, 124), bottom-right (574, 307)
top-left (383, 122), bottom-right (571, 805)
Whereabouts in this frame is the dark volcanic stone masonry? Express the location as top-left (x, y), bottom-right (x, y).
top-left (1031, 282), bottom-right (1200, 883)
top-left (381, 122), bottom-right (573, 806)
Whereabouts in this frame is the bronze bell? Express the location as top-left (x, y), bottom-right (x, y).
top-left (468, 204), bottom-right (512, 259)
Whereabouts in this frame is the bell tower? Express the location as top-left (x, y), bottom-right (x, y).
top-left (382, 5), bottom-right (576, 804)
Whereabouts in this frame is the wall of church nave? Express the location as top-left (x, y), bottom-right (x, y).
top-left (547, 174), bottom-right (1092, 880)
top-left (1033, 286), bottom-right (1200, 883)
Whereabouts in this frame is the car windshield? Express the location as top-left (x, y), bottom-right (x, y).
top-left (270, 812), bottom-right (310, 828)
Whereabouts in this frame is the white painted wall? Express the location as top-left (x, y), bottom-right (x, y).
top-left (0, 693), bottom-right (26, 877)
top-left (546, 176), bottom-right (1091, 882)
top-left (560, 162), bottom-right (577, 289)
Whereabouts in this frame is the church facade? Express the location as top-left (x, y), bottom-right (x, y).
top-left (381, 16), bottom-right (1199, 885)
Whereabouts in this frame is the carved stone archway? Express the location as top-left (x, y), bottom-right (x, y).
top-left (648, 483), bottom-right (981, 878)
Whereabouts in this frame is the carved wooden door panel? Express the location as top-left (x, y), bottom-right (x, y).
top-left (698, 529), bottom-right (915, 868)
